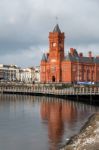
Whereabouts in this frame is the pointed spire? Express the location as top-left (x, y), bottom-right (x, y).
top-left (41, 53), bottom-right (47, 61)
top-left (53, 24), bottom-right (61, 33)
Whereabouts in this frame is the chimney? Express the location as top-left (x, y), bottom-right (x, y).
top-left (88, 51), bottom-right (92, 58)
top-left (70, 48), bottom-right (74, 56)
top-left (79, 52), bottom-right (83, 57)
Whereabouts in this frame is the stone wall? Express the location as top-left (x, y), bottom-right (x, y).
top-left (61, 113), bottom-right (99, 150)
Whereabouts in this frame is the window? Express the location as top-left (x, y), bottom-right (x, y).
top-left (51, 66), bottom-right (56, 72)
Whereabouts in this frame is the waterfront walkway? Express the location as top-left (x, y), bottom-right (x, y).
top-left (0, 83), bottom-right (99, 97)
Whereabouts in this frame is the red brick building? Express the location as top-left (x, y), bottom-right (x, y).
top-left (40, 24), bottom-right (99, 83)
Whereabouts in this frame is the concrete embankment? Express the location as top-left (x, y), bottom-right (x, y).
top-left (60, 113), bottom-right (99, 150)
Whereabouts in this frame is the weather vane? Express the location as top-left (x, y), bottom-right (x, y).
top-left (56, 16), bottom-right (58, 24)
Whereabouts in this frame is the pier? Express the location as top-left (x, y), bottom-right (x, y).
top-left (0, 83), bottom-right (99, 102)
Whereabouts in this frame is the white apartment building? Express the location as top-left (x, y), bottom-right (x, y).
top-left (20, 68), bottom-right (35, 83)
top-left (0, 64), bottom-right (40, 83)
top-left (20, 66), bottom-right (40, 83)
top-left (34, 66), bottom-right (40, 83)
top-left (0, 64), bottom-right (20, 81)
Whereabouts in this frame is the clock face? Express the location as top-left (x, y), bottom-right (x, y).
top-left (53, 42), bottom-right (56, 47)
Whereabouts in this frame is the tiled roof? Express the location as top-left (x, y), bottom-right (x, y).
top-left (64, 53), bottom-right (99, 64)
top-left (53, 24), bottom-right (61, 33)
top-left (41, 53), bottom-right (47, 61)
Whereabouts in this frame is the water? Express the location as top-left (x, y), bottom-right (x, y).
top-left (0, 94), bottom-right (98, 150)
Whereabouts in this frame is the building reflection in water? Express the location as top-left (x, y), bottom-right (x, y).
top-left (40, 99), bottom-right (78, 150)
top-left (0, 95), bottom-right (98, 150)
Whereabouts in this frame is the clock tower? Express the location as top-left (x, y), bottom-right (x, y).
top-left (48, 24), bottom-right (65, 82)
top-left (40, 24), bottom-right (65, 83)
top-left (49, 24), bottom-right (65, 62)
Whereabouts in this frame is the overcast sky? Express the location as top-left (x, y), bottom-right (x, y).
top-left (0, 0), bottom-right (99, 67)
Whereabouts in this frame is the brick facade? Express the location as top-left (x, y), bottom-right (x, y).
top-left (40, 24), bottom-right (99, 83)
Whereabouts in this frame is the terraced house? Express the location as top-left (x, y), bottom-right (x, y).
top-left (40, 24), bottom-right (99, 83)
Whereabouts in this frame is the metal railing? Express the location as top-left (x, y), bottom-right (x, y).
top-left (0, 85), bottom-right (99, 96)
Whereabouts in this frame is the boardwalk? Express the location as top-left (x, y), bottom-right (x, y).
top-left (0, 83), bottom-right (99, 96)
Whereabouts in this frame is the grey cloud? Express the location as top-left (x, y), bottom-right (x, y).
top-left (0, 0), bottom-right (99, 66)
